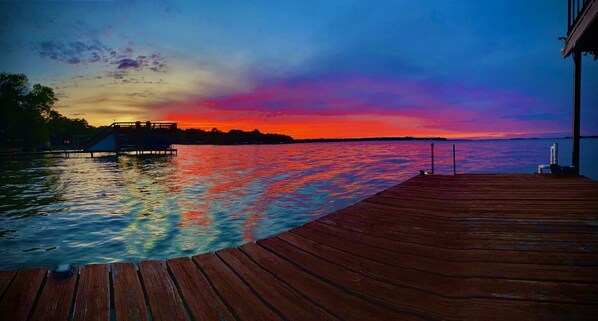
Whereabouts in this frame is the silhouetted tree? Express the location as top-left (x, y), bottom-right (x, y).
top-left (0, 73), bottom-right (56, 149)
top-left (0, 72), bottom-right (94, 150)
top-left (47, 110), bottom-right (94, 147)
top-left (1, 73), bottom-right (29, 148)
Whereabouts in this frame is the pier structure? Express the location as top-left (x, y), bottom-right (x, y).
top-left (1, 174), bottom-right (597, 320)
top-left (82, 121), bottom-right (178, 156)
top-left (0, 122), bottom-right (178, 158)
top-left (562, 0), bottom-right (598, 174)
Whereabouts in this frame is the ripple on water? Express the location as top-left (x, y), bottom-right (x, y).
top-left (1, 139), bottom-right (597, 269)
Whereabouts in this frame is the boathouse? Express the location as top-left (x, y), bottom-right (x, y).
top-left (82, 121), bottom-right (177, 155)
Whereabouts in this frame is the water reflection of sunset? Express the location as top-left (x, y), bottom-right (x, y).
top-left (1, 139), bottom-right (597, 269)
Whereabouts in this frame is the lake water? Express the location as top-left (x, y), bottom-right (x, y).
top-left (1, 138), bottom-right (596, 270)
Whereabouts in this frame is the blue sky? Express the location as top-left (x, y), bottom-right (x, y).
top-left (1, 0), bottom-right (596, 138)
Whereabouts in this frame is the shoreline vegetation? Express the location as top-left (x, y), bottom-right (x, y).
top-left (2, 72), bottom-right (597, 152)
top-left (171, 128), bottom-right (294, 145)
top-left (1, 72), bottom-right (95, 152)
top-left (171, 130), bottom-right (448, 145)
top-left (173, 135), bottom-right (597, 146)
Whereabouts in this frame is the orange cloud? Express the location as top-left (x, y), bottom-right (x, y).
top-left (151, 74), bottom-right (566, 139)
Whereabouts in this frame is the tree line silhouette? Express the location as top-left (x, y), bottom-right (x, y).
top-left (0, 72), bottom-right (95, 151)
top-left (172, 128), bottom-right (294, 145)
top-left (0, 72), bottom-right (294, 151)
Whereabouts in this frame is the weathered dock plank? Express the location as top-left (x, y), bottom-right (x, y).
top-left (1, 174), bottom-right (597, 320)
top-left (73, 264), bottom-right (110, 321)
top-left (30, 267), bottom-right (78, 321)
top-left (112, 263), bottom-right (149, 321)
top-left (0, 270), bottom-right (16, 299)
top-left (167, 257), bottom-right (234, 321)
top-left (217, 248), bottom-right (337, 321)
top-left (138, 260), bottom-right (189, 321)
top-left (259, 236), bottom-right (442, 319)
top-left (288, 227), bottom-right (598, 304)
top-left (0, 268), bottom-right (46, 321)
top-left (239, 242), bottom-right (406, 320)
top-left (307, 219), bottom-right (598, 266)
top-left (193, 252), bottom-right (282, 320)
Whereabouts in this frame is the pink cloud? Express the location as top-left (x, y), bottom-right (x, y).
top-left (151, 73), bottom-right (567, 138)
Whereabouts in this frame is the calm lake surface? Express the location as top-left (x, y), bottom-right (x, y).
top-left (1, 138), bottom-right (597, 269)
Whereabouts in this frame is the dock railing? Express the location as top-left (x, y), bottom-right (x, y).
top-left (80, 121), bottom-right (178, 152)
top-left (428, 143), bottom-right (457, 175)
top-left (568, 0), bottom-right (593, 31)
top-left (112, 121), bottom-right (177, 130)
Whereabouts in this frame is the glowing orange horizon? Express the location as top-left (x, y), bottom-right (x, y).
top-left (75, 70), bottom-right (570, 141)
top-left (159, 114), bottom-right (545, 140)
top-left (145, 73), bottom-right (567, 141)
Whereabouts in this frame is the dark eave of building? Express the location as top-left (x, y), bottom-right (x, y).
top-left (563, 0), bottom-right (598, 57)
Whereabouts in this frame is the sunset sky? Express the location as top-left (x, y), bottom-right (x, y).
top-left (1, 0), bottom-right (596, 139)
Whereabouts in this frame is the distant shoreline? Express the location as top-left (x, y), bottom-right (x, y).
top-left (175, 136), bottom-right (446, 146)
top-left (177, 135), bottom-right (598, 146)
top-left (3, 135), bottom-right (596, 154)
top-left (293, 137), bottom-right (447, 143)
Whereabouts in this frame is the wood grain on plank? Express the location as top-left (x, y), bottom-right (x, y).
top-left (112, 263), bottom-right (149, 321)
top-left (193, 252), bottom-right (282, 320)
top-left (30, 266), bottom-right (78, 321)
top-left (240, 242), bottom-right (408, 321)
top-left (259, 236), bottom-right (445, 320)
top-left (285, 228), bottom-right (598, 304)
top-left (308, 220), bottom-right (598, 267)
top-left (0, 268), bottom-right (46, 321)
top-left (138, 260), bottom-right (189, 321)
top-left (217, 247), bottom-right (336, 321)
top-left (298, 222), bottom-right (598, 283)
top-left (167, 257), bottom-right (234, 321)
top-left (0, 270), bottom-right (16, 299)
top-left (73, 264), bottom-right (110, 321)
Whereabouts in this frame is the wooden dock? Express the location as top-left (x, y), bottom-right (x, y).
top-left (0, 149), bottom-right (178, 159)
top-left (1, 174), bottom-right (597, 320)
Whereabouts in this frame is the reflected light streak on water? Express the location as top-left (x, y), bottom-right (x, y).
top-left (0, 138), bottom-right (596, 269)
